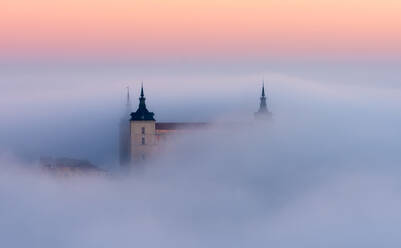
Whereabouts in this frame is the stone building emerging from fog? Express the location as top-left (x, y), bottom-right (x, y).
top-left (119, 84), bottom-right (270, 166)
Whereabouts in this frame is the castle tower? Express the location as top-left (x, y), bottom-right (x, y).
top-left (119, 87), bottom-right (132, 166)
top-left (129, 85), bottom-right (157, 163)
top-left (255, 83), bottom-right (272, 120)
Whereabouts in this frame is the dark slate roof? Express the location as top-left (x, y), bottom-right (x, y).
top-left (156, 122), bottom-right (209, 130)
top-left (130, 106), bottom-right (155, 121)
top-left (130, 86), bottom-right (155, 121)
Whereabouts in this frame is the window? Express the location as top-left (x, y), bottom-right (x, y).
top-left (141, 127), bottom-right (145, 134)
top-left (142, 137), bottom-right (145, 145)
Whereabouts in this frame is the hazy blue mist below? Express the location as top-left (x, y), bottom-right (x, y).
top-left (1, 60), bottom-right (400, 164)
top-left (1, 60), bottom-right (401, 247)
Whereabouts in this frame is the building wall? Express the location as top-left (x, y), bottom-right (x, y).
top-left (129, 122), bottom-right (210, 164)
top-left (130, 120), bottom-right (157, 163)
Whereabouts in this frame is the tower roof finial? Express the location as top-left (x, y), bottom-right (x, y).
top-left (262, 80), bottom-right (265, 97)
top-left (131, 83), bottom-right (155, 121)
top-left (255, 82), bottom-right (270, 119)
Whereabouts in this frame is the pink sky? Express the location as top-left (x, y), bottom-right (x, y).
top-left (1, 0), bottom-right (400, 60)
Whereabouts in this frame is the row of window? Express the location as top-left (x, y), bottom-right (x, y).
top-left (141, 127), bottom-right (145, 145)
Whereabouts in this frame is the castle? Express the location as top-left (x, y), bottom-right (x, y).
top-left (119, 84), bottom-right (271, 166)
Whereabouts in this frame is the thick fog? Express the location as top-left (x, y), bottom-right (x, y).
top-left (1, 61), bottom-right (401, 247)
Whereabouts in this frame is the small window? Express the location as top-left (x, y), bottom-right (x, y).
top-left (141, 127), bottom-right (145, 134)
top-left (142, 137), bottom-right (145, 145)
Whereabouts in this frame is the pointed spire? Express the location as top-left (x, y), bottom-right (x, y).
top-left (255, 82), bottom-right (270, 119)
top-left (131, 84), bottom-right (155, 121)
top-left (126, 86), bottom-right (131, 106)
top-left (262, 83), bottom-right (265, 97)
top-left (121, 86), bottom-right (132, 119)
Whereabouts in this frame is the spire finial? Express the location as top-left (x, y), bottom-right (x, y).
top-left (262, 81), bottom-right (265, 97)
top-left (131, 82), bottom-right (155, 121)
top-left (255, 79), bottom-right (271, 119)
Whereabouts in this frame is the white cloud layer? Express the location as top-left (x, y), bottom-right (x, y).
top-left (2, 109), bottom-right (401, 247)
top-left (1, 63), bottom-right (401, 247)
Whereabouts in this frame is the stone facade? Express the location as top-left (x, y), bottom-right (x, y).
top-left (130, 120), bottom-right (157, 163)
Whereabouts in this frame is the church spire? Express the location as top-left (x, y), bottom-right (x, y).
top-left (262, 82), bottom-right (265, 97)
top-left (138, 83), bottom-right (146, 109)
top-left (258, 83), bottom-right (267, 112)
top-left (126, 86), bottom-right (132, 110)
top-left (130, 83), bottom-right (155, 121)
top-left (255, 81), bottom-right (271, 120)
top-left (140, 82), bottom-right (144, 98)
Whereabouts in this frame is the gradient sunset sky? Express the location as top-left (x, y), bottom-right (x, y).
top-left (1, 0), bottom-right (400, 61)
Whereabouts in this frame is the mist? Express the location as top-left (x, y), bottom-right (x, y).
top-left (1, 61), bottom-right (401, 247)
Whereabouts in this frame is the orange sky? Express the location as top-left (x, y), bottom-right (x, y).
top-left (1, 0), bottom-right (400, 60)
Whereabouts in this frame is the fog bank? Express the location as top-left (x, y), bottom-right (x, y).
top-left (1, 64), bottom-right (401, 247)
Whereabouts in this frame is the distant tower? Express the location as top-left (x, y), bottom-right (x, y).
top-left (255, 82), bottom-right (272, 120)
top-left (129, 84), bottom-right (157, 163)
top-left (119, 87), bottom-right (132, 166)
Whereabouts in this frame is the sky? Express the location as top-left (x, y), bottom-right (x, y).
top-left (1, 0), bottom-right (401, 61)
